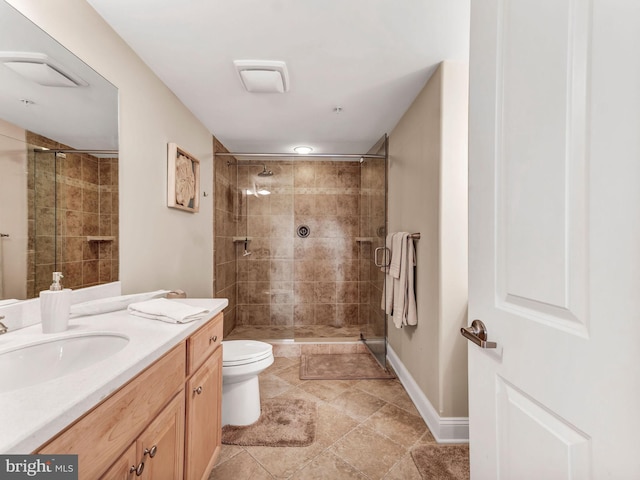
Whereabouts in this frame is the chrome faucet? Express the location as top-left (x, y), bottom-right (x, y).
top-left (0, 316), bottom-right (7, 334)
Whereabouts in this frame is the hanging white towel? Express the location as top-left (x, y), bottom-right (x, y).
top-left (380, 232), bottom-right (417, 327)
top-left (381, 232), bottom-right (400, 313)
top-left (388, 232), bottom-right (405, 279)
top-left (382, 233), bottom-right (397, 313)
top-left (127, 298), bottom-right (210, 324)
top-left (380, 233), bottom-right (394, 274)
top-left (392, 235), bottom-right (417, 327)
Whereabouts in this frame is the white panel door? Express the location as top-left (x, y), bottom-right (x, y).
top-left (468, 0), bottom-right (640, 478)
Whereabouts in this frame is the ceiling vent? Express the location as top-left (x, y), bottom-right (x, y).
top-left (234, 60), bottom-right (289, 93)
top-left (0, 52), bottom-right (87, 87)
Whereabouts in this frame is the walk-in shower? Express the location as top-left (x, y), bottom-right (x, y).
top-left (214, 135), bottom-right (388, 366)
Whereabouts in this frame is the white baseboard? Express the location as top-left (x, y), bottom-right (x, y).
top-left (386, 344), bottom-right (469, 444)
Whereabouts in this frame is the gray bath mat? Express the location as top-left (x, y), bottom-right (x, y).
top-left (300, 353), bottom-right (395, 380)
top-left (411, 444), bottom-right (470, 480)
top-left (221, 398), bottom-right (317, 447)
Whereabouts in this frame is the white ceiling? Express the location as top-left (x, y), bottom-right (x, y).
top-left (87, 0), bottom-right (470, 155)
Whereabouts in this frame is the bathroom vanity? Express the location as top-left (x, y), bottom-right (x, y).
top-left (0, 298), bottom-right (227, 480)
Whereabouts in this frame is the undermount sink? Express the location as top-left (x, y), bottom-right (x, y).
top-left (0, 333), bottom-right (129, 393)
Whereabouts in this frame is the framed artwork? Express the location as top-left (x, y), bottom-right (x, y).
top-left (167, 142), bottom-right (200, 213)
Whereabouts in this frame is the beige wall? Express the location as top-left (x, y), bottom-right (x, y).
top-left (387, 61), bottom-right (469, 417)
top-left (9, 0), bottom-right (214, 297)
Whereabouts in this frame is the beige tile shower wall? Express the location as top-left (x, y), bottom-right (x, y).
top-left (27, 132), bottom-right (119, 296)
top-left (233, 160), bottom-right (363, 330)
top-left (213, 138), bottom-right (237, 337)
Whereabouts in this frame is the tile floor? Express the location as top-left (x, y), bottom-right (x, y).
top-left (209, 354), bottom-right (469, 479)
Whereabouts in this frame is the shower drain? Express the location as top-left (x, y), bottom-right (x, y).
top-left (297, 225), bottom-right (310, 238)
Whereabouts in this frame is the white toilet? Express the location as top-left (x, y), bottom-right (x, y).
top-left (221, 340), bottom-right (274, 426)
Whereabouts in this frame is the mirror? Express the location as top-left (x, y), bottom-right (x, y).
top-left (0, 1), bottom-right (119, 300)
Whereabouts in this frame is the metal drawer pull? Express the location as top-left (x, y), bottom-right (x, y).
top-left (133, 462), bottom-right (144, 476)
top-left (144, 445), bottom-right (158, 458)
top-left (209, 335), bottom-right (218, 344)
top-left (461, 319), bottom-right (497, 349)
top-left (194, 386), bottom-right (203, 395)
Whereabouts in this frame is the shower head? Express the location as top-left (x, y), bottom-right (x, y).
top-left (258, 165), bottom-right (273, 177)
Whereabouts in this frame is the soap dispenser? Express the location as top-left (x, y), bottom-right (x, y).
top-left (40, 272), bottom-right (72, 333)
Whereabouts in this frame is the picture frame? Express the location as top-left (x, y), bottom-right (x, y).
top-left (167, 142), bottom-right (200, 213)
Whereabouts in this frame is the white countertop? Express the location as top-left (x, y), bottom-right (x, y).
top-left (0, 298), bottom-right (228, 454)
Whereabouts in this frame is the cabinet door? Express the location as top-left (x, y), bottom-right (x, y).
top-left (185, 347), bottom-right (222, 480)
top-left (138, 391), bottom-right (185, 480)
top-left (101, 443), bottom-right (136, 480)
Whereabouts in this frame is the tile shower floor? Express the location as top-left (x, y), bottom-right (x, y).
top-left (209, 355), bottom-right (469, 479)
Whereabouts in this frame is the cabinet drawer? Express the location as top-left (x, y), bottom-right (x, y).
top-left (38, 343), bottom-right (186, 479)
top-left (187, 312), bottom-right (223, 375)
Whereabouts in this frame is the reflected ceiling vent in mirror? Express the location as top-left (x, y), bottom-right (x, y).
top-left (234, 60), bottom-right (289, 93)
top-left (0, 52), bottom-right (87, 87)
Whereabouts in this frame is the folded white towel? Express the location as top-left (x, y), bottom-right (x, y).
top-left (127, 298), bottom-right (210, 324)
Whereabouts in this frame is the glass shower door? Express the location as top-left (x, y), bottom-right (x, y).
top-left (359, 135), bottom-right (388, 368)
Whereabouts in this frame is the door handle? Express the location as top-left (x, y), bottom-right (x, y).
top-left (461, 319), bottom-right (497, 348)
top-left (374, 247), bottom-right (390, 268)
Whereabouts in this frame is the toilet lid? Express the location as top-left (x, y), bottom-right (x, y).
top-left (222, 340), bottom-right (273, 366)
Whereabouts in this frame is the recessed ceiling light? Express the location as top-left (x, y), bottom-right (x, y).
top-left (294, 146), bottom-right (313, 154)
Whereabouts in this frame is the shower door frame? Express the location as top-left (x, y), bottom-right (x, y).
top-left (358, 134), bottom-right (389, 369)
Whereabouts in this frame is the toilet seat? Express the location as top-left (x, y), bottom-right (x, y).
top-left (223, 340), bottom-right (273, 367)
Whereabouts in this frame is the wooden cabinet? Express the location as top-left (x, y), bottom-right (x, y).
top-left (100, 392), bottom-right (185, 480)
top-left (39, 343), bottom-right (186, 479)
top-left (137, 392), bottom-right (185, 480)
top-left (185, 346), bottom-right (222, 480)
top-left (37, 312), bottom-right (224, 480)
